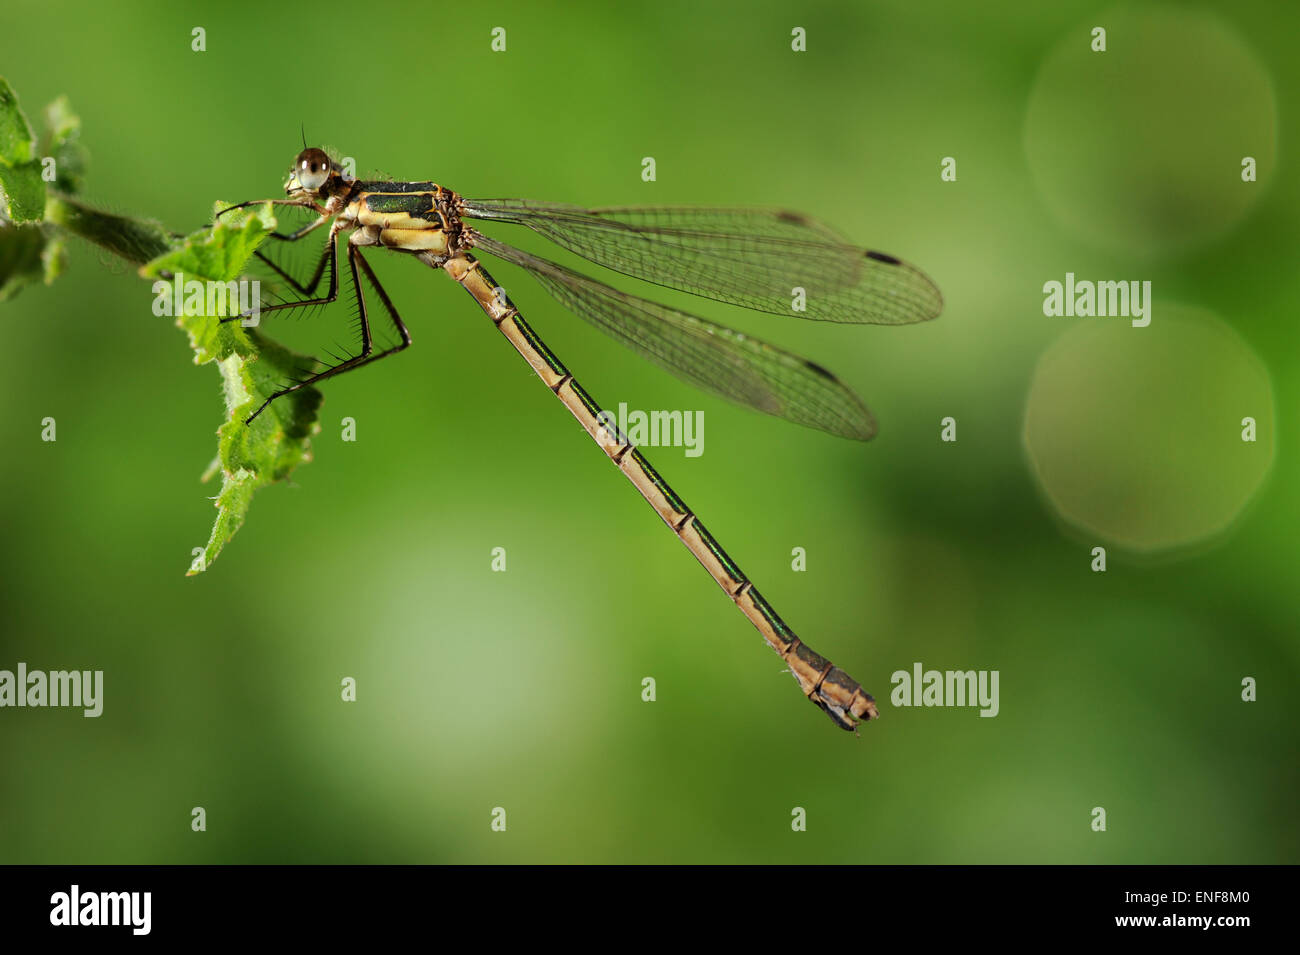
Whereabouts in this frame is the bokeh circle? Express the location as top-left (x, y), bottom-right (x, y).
top-left (1023, 307), bottom-right (1274, 552)
top-left (1024, 4), bottom-right (1276, 256)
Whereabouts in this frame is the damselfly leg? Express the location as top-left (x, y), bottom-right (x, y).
top-left (217, 199), bottom-right (335, 296)
top-left (238, 239), bottom-right (411, 422)
top-left (253, 235), bottom-right (333, 298)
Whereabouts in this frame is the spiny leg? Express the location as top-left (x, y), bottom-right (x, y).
top-left (267, 214), bottom-right (332, 243)
top-left (353, 249), bottom-right (413, 353)
top-left (253, 229), bottom-right (333, 298)
top-left (220, 221), bottom-right (342, 326)
top-left (218, 199), bottom-right (334, 294)
top-left (243, 243), bottom-right (411, 424)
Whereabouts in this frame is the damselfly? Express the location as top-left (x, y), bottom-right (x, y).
top-left (218, 147), bottom-right (942, 731)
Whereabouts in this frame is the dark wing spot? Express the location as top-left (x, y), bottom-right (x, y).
top-left (804, 359), bottom-right (839, 381)
top-left (776, 210), bottom-right (810, 226)
top-left (865, 250), bottom-right (902, 265)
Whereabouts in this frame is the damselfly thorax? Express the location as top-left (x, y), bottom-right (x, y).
top-left (216, 146), bottom-right (942, 732)
top-left (340, 181), bottom-right (465, 258)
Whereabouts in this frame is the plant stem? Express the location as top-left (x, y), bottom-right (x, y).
top-left (44, 192), bottom-right (172, 265)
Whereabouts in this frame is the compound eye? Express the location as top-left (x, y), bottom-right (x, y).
top-left (294, 147), bottom-right (331, 190)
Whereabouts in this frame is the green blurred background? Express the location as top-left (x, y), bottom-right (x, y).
top-left (1, 0), bottom-right (1296, 863)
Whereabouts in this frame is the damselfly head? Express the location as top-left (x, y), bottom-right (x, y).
top-left (285, 146), bottom-right (336, 196)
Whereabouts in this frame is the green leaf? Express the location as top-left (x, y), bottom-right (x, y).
top-left (43, 95), bottom-right (78, 141)
top-left (40, 234), bottom-right (67, 284)
top-left (0, 79), bottom-right (45, 223)
top-left (42, 96), bottom-right (87, 195)
top-left (0, 160), bottom-right (45, 222)
top-left (0, 221), bottom-right (46, 300)
top-left (140, 202), bottom-right (323, 574)
top-left (0, 77), bottom-right (36, 165)
top-left (143, 206), bottom-right (279, 308)
top-left (0, 90), bottom-right (75, 295)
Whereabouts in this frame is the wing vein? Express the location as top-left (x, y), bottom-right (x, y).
top-left (462, 200), bottom-right (942, 325)
top-left (473, 234), bottom-right (877, 441)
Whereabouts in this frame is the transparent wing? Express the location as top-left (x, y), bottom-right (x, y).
top-left (474, 235), bottom-right (876, 441)
top-left (461, 200), bottom-right (942, 325)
